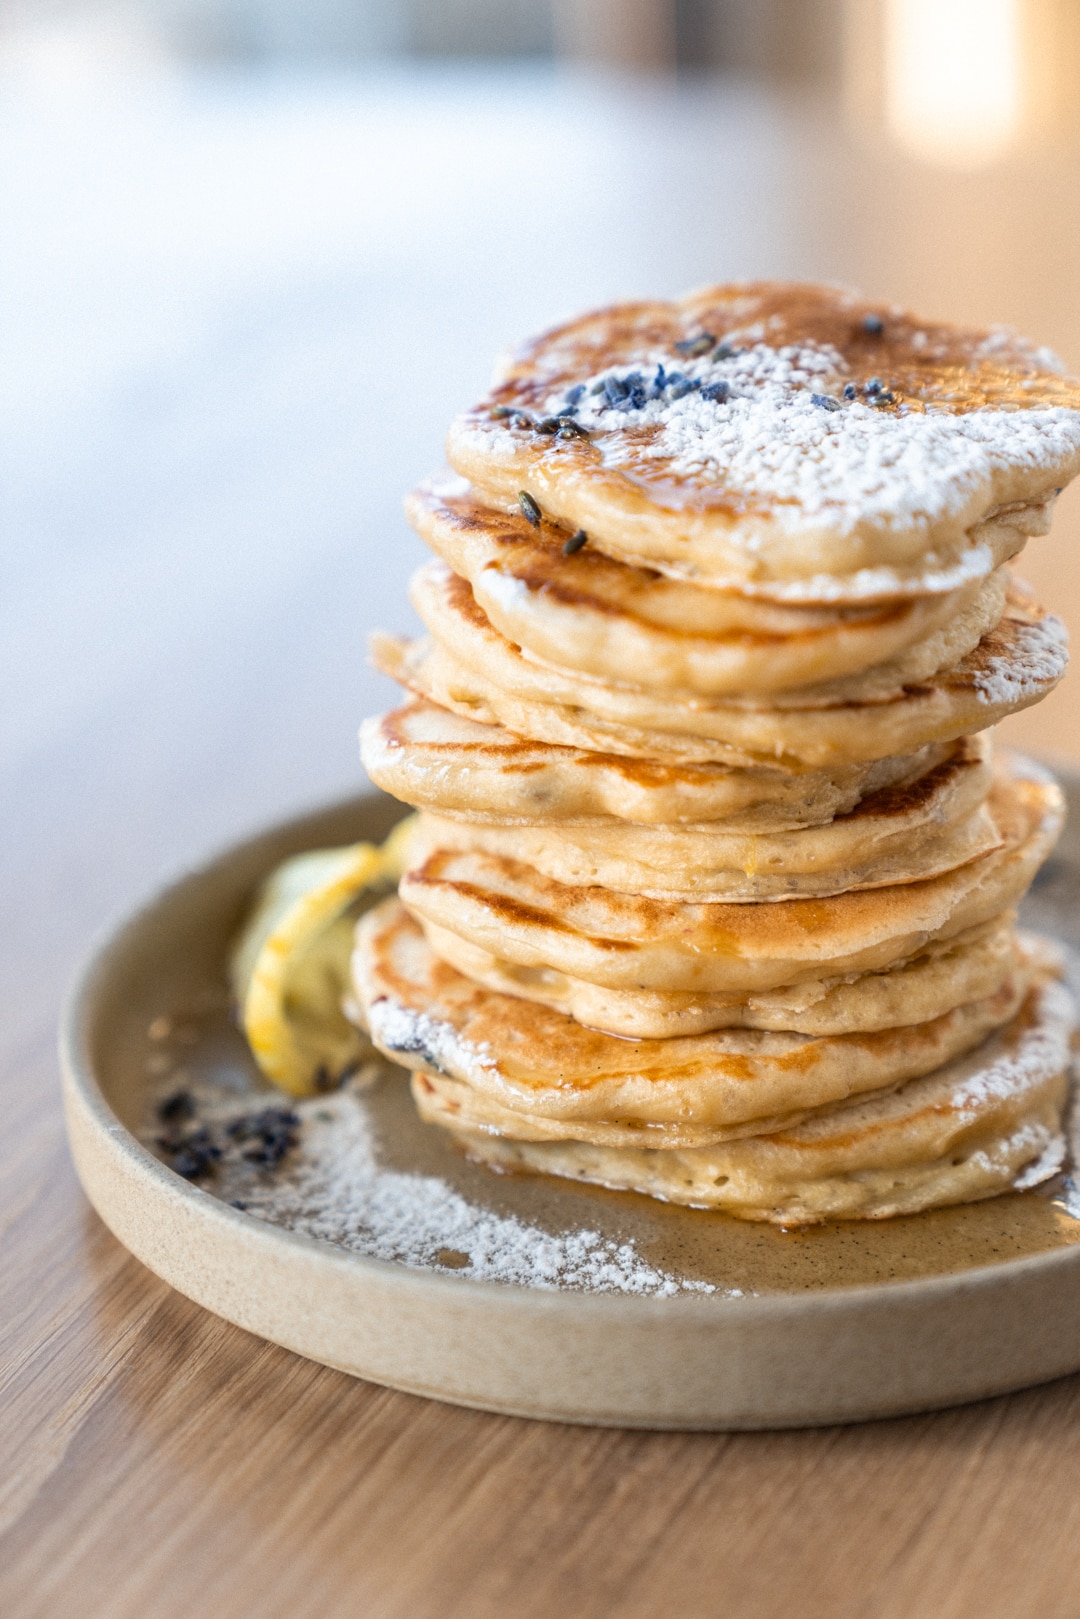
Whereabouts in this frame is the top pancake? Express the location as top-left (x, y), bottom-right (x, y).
top-left (446, 282), bottom-right (1080, 601)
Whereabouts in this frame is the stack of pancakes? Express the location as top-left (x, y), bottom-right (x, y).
top-left (354, 282), bottom-right (1080, 1224)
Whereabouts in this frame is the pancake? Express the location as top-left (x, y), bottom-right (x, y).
top-left (409, 476), bottom-right (998, 696)
top-left (360, 700), bottom-right (946, 831)
top-left (398, 759), bottom-right (1062, 995)
top-left (445, 282), bottom-right (1080, 601)
top-left (411, 556), bottom-right (1009, 709)
top-left (410, 735), bottom-right (998, 901)
top-left (419, 975), bottom-right (1073, 1223)
top-left (419, 912), bottom-right (1022, 1039)
top-left (385, 562), bottom-right (1065, 768)
top-left (355, 898), bottom-right (1036, 1145)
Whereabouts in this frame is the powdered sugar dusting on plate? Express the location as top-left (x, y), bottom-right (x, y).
top-left (156, 1075), bottom-right (720, 1296)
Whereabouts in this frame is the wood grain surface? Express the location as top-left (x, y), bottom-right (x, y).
top-left (6, 61), bottom-right (1080, 1619)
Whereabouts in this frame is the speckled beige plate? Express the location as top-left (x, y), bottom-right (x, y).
top-left (61, 783), bottom-right (1080, 1430)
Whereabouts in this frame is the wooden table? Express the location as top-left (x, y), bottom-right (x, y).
top-left (5, 62), bottom-right (1080, 1619)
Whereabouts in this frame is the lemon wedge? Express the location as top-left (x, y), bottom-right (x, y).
top-left (231, 815), bottom-right (415, 1096)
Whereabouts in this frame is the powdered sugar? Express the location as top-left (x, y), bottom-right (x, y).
top-left (973, 609), bottom-right (1069, 706)
top-left (537, 341), bottom-right (1080, 535)
top-left (367, 994), bottom-right (497, 1083)
top-left (782, 974), bottom-right (1075, 1142)
top-left (946, 977), bottom-right (1074, 1112)
top-left (978, 326), bottom-right (1064, 373)
top-left (190, 1075), bottom-right (722, 1301)
top-left (1013, 1133), bottom-right (1067, 1190)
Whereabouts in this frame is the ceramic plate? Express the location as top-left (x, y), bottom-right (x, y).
top-left (61, 781), bottom-right (1080, 1429)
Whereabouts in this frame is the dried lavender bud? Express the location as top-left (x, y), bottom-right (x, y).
top-left (674, 333), bottom-right (715, 358)
top-left (518, 491), bottom-right (542, 526)
top-left (225, 1106), bottom-right (300, 1141)
top-left (160, 1124), bottom-right (221, 1180)
top-left (492, 405), bottom-right (534, 429)
top-left (158, 1089), bottom-right (195, 1123)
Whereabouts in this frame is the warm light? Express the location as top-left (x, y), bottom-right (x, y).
top-left (885, 0), bottom-right (1021, 167)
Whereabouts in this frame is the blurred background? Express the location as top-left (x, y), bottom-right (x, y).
top-left (5, 0), bottom-right (1080, 971)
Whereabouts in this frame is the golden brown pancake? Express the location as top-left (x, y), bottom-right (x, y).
top-left (360, 700), bottom-right (946, 830)
top-left (379, 564), bottom-right (1064, 768)
top-left (398, 759), bottom-right (1061, 996)
top-left (409, 475), bottom-right (1000, 695)
top-left (446, 283), bottom-right (1080, 600)
top-left (417, 974), bottom-right (1073, 1223)
top-left (354, 898), bottom-right (1037, 1145)
top-left (410, 557), bottom-right (1008, 706)
top-left (409, 735), bottom-right (998, 901)
top-left (419, 912), bottom-right (1021, 1039)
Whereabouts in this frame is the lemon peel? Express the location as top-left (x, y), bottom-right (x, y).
top-left (231, 816), bottom-right (416, 1096)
